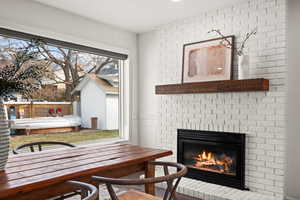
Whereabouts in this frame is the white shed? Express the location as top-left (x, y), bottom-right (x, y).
top-left (73, 74), bottom-right (119, 130)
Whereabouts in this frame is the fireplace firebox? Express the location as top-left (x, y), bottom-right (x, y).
top-left (177, 129), bottom-right (246, 190)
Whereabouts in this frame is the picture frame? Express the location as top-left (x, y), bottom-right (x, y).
top-left (182, 36), bottom-right (235, 83)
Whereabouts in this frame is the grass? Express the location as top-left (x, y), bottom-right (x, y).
top-left (10, 130), bottom-right (119, 149)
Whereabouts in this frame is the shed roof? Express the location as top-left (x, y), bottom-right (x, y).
top-left (72, 74), bottom-right (118, 95)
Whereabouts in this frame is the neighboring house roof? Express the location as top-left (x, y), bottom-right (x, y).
top-left (97, 74), bottom-right (119, 88)
top-left (72, 74), bottom-right (118, 95)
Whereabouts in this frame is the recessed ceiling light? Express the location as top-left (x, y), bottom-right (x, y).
top-left (171, 0), bottom-right (182, 2)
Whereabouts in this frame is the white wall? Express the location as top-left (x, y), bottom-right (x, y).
top-left (0, 0), bottom-right (138, 144)
top-left (138, 0), bottom-right (287, 199)
top-left (81, 81), bottom-right (107, 129)
top-left (286, 0), bottom-right (300, 199)
top-left (138, 31), bottom-right (160, 147)
top-left (106, 95), bottom-right (119, 130)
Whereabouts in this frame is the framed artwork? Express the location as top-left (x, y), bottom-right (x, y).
top-left (182, 36), bottom-right (234, 83)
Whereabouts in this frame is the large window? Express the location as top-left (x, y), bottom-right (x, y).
top-left (0, 28), bottom-right (128, 149)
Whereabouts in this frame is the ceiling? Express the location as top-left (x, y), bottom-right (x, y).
top-left (34, 0), bottom-right (245, 33)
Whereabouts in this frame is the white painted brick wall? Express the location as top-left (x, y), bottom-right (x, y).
top-left (156, 0), bottom-right (287, 199)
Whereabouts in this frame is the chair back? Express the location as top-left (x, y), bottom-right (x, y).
top-left (66, 181), bottom-right (98, 200)
top-left (12, 141), bottom-right (75, 154)
top-left (92, 161), bottom-right (187, 200)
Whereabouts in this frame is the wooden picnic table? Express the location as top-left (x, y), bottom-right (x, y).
top-left (0, 143), bottom-right (172, 200)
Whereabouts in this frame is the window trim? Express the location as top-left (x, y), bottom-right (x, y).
top-left (0, 27), bottom-right (128, 60)
top-left (118, 59), bottom-right (130, 141)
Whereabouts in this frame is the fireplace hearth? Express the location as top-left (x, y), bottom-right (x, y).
top-left (177, 129), bottom-right (246, 190)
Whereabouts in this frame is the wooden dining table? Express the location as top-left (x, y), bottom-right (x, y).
top-left (0, 143), bottom-right (172, 200)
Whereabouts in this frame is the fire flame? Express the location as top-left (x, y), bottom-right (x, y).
top-left (194, 150), bottom-right (233, 174)
top-left (201, 151), bottom-right (213, 160)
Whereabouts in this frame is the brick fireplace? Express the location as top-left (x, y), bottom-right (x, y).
top-left (177, 129), bottom-right (246, 190)
top-left (154, 0), bottom-right (287, 199)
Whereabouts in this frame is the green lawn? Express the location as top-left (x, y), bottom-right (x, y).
top-left (10, 130), bottom-right (119, 149)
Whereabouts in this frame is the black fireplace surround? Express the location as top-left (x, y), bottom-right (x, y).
top-left (177, 129), bottom-right (246, 190)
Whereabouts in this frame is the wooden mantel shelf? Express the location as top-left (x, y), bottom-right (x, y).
top-left (155, 78), bottom-right (269, 95)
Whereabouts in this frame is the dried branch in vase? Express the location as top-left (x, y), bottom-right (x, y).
top-left (208, 28), bottom-right (257, 56)
top-left (207, 29), bottom-right (233, 49)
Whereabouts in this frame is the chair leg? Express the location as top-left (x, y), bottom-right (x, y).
top-left (81, 189), bottom-right (88, 199)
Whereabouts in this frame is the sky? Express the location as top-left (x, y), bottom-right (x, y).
top-left (0, 35), bottom-right (119, 74)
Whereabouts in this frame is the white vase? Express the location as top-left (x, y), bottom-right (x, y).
top-left (238, 55), bottom-right (250, 80)
top-left (0, 99), bottom-right (9, 171)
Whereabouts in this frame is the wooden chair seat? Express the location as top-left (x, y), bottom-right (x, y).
top-left (107, 189), bottom-right (161, 200)
top-left (93, 161), bottom-right (188, 200)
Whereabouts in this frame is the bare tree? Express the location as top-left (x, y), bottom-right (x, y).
top-left (0, 36), bottom-right (118, 101)
top-left (31, 41), bottom-right (116, 101)
top-left (0, 43), bottom-right (46, 100)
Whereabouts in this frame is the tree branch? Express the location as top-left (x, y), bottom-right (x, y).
top-left (95, 58), bottom-right (113, 74)
top-left (39, 46), bottom-right (65, 66)
top-left (58, 47), bottom-right (67, 58)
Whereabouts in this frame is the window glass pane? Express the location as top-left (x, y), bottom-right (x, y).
top-left (0, 35), bottom-right (121, 152)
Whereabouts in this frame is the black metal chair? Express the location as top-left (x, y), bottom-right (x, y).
top-left (50, 180), bottom-right (98, 200)
top-left (92, 161), bottom-right (188, 200)
top-left (12, 141), bottom-right (79, 200)
top-left (12, 141), bottom-right (75, 154)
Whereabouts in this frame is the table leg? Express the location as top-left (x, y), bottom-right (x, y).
top-left (145, 161), bottom-right (155, 195)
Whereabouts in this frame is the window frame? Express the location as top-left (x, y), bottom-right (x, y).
top-left (0, 27), bottom-right (130, 144)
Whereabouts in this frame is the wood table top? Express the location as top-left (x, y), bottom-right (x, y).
top-left (0, 143), bottom-right (172, 199)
